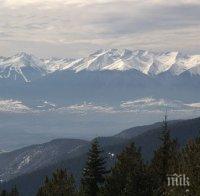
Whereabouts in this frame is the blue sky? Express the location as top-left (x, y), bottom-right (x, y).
top-left (0, 0), bottom-right (200, 57)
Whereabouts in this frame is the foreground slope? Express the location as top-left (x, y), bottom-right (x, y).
top-left (2, 117), bottom-right (200, 195)
top-left (0, 139), bottom-right (89, 182)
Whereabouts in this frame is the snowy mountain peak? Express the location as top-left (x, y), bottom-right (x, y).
top-left (0, 52), bottom-right (47, 82)
top-left (0, 49), bottom-right (200, 83)
top-left (59, 49), bottom-right (200, 76)
top-left (0, 52), bottom-right (44, 70)
top-left (43, 57), bottom-right (75, 72)
top-left (14, 52), bottom-right (32, 58)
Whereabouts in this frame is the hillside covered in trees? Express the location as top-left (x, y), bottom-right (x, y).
top-left (1, 117), bottom-right (200, 195)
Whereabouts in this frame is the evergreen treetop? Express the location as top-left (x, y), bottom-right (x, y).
top-left (81, 139), bottom-right (108, 196)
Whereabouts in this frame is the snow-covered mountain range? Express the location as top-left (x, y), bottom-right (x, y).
top-left (60, 49), bottom-right (200, 75)
top-left (0, 48), bottom-right (199, 108)
top-left (0, 49), bottom-right (200, 82)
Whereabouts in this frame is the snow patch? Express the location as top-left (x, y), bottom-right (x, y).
top-left (57, 102), bottom-right (115, 114)
top-left (120, 97), bottom-right (200, 113)
top-left (108, 152), bottom-right (115, 157)
top-left (0, 99), bottom-right (31, 113)
top-left (17, 155), bottom-right (31, 170)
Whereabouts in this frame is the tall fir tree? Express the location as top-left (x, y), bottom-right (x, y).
top-left (80, 139), bottom-right (107, 196)
top-left (180, 132), bottom-right (200, 195)
top-left (37, 169), bottom-right (76, 196)
top-left (150, 115), bottom-right (179, 195)
top-left (10, 185), bottom-right (19, 196)
top-left (0, 186), bottom-right (19, 196)
top-left (101, 143), bottom-right (152, 196)
top-left (0, 190), bottom-right (7, 196)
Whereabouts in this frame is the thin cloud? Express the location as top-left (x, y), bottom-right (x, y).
top-left (0, 0), bottom-right (199, 57)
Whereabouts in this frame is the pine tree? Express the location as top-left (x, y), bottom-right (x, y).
top-left (80, 139), bottom-right (107, 196)
top-left (101, 143), bottom-right (151, 196)
top-left (150, 115), bottom-right (179, 195)
top-left (180, 132), bottom-right (200, 195)
top-left (10, 185), bottom-right (19, 196)
top-left (0, 190), bottom-right (7, 196)
top-left (37, 169), bottom-right (76, 196)
top-left (0, 186), bottom-right (19, 196)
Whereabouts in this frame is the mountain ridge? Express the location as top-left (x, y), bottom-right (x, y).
top-left (1, 49), bottom-right (200, 82)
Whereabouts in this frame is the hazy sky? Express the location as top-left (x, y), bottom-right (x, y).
top-left (0, 0), bottom-right (200, 57)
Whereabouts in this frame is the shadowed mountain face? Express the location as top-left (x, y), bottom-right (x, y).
top-left (0, 49), bottom-right (200, 104)
top-left (1, 117), bottom-right (200, 196)
top-left (1, 69), bottom-right (200, 107)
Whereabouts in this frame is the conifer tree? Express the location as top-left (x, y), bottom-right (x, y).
top-left (101, 143), bottom-right (151, 196)
top-left (10, 185), bottom-right (19, 196)
top-left (80, 139), bottom-right (107, 196)
top-left (150, 115), bottom-right (179, 195)
top-left (0, 186), bottom-right (19, 196)
top-left (0, 190), bottom-right (7, 196)
top-left (180, 132), bottom-right (200, 195)
top-left (37, 169), bottom-right (76, 196)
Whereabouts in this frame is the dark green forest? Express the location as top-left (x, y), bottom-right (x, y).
top-left (1, 117), bottom-right (200, 196)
